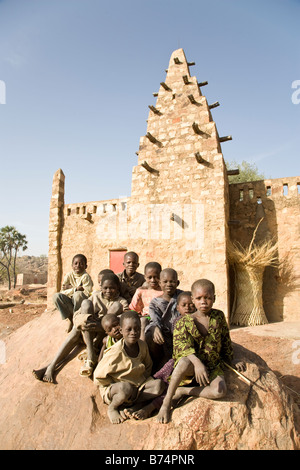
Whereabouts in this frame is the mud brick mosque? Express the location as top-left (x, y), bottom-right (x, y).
top-left (47, 49), bottom-right (300, 323)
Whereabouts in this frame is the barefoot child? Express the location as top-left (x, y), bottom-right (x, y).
top-left (73, 273), bottom-right (129, 376)
top-left (52, 254), bottom-right (93, 332)
top-left (93, 310), bottom-right (166, 424)
top-left (32, 273), bottom-right (128, 383)
top-left (157, 279), bottom-right (246, 424)
top-left (129, 262), bottom-right (163, 341)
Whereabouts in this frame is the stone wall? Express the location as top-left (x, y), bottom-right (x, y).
top-left (229, 177), bottom-right (300, 322)
top-left (47, 49), bottom-right (231, 317)
top-left (46, 49), bottom-right (300, 324)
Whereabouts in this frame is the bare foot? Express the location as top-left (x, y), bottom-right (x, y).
top-left (32, 366), bottom-right (55, 384)
top-left (131, 403), bottom-right (156, 420)
top-left (108, 405), bottom-right (125, 424)
top-left (156, 404), bottom-right (171, 424)
top-left (32, 367), bottom-right (47, 381)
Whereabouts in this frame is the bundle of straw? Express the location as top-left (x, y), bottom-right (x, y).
top-left (228, 219), bottom-right (278, 326)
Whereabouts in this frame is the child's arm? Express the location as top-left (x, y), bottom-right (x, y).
top-left (80, 273), bottom-right (94, 297)
top-left (98, 337), bottom-right (108, 362)
top-left (218, 311), bottom-right (234, 365)
top-left (61, 273), bottom-right (75, 295)
top-left (129, 289), bottom-right (143, 314)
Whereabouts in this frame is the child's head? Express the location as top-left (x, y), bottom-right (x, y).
top-left (123, 252), bottom-right (140, 276)
top-left (144, 262), bottom-right (162, 289)
top-left (177, 291), bottom-right (196, 316)
top-left (100, 273), bottom-right (120, 300)
top-left (98, 269), bottom-right (114, 287)
top-left (120, 310), bottom-right (141, 345)
top-left (160, 268), bottom-right (179, 297)
top-left (101, 314), bottom-right (122, 340)
top-left (72, 254), bottom-right (87, 275)
top-left (191, 279), bottom-right (215, 315)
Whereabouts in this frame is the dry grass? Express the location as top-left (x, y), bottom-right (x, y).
top-left (228, 219), bottom-right (279, 326)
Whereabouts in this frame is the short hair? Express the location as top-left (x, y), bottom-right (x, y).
top-left (124, 251), bottom-right (139, 261)
top-left (177, 291), bottom-right (192, 303)
top-left (72, 254), bottom-right (87, 265)
top-left (144, 262), bottom-right (162, 274)
top-left (191, 279), bottom-right (215, 294)
top-left (101, 313), bottom-right (120, 329)
top-left (100, 272), bottom-right (121, 289)
top-left (160, 267), bottom-right (178, 279)
top-left (98, 269), bottom-right (114, 276)
top-left (120, 310), bottom-right (141, 327)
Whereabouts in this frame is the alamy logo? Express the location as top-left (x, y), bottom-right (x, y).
top-left (96, 203), bottom-right (205, 250)
top-left (291, 80), bottom-right (300, 104)
top-left (0, 80), bottom-right (6, 104)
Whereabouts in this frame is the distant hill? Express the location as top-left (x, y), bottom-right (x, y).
top-left (16, 255), bottom-right (48, 275)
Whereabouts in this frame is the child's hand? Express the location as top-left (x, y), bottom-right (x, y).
top-left (62, 283), bottom-right (72, 290)
top-left (82, 319), bottom-right (101, 332)
top-left (194, 360), bottom-right (210, 387)
top-left (153, 326), bottom-right (164, 344)
top-left (234, 361), bottom-right (246, 372)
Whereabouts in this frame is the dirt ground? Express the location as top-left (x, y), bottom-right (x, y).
top-left (0, 285), bottom-right (47, 340)
top-left (0, 285), bottom-right (299, 414)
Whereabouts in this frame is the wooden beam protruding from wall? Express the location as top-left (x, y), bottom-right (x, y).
top-left (198, 81), bottom-right (208, 87)
top-left (160, 82), bottom-right (172, 92)
top-left (148, 105), bottom-right (162, 115)
top-left (141, 161), bottom-right (159, 175)
top-left (145, 132), bottom-right (162, 147)
top-left (209, 101), bottom-right (220, 109)
top-left (194, 152), bottom-right (206, 164)
top-left (174, 57), bottom-right (182, 64)
top-left (227, 169), bottom-right (240, 176)
top-left (219, 135), bottom-right (232, 142)
top-left (188, 94), bottom-right (199, 104)
top-left (182, 75), bottom-right (190, 85)
top-left (192, 122), bottom-right (210, 138)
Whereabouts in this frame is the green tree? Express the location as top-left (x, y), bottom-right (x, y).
top-left (0, 226), bottom-right (28, 289)
top-left (226, 160), bottom-right (265, 184)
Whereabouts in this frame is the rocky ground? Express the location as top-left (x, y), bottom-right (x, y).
top-left (0, 286), bottom-right (299, 450)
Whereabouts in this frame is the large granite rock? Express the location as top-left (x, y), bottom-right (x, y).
top-left (0, 310), bottom-right (299, 450)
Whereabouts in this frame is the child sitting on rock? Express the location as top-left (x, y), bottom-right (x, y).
top-left (93, 310), bottom-right (166, 424)
top-left (145, 268), bottom-right (182, 372)
top-left (32, 273), bottom-right (128, 383)
top-left (129, 262), bottom-right (163, 340)
top-left (52, 254), bottom-right (93, 332)
top-left (157, 278), bottom-right (246, 424)
top-left (73, 273), bottom-right (129, 376)
top-left (98, 313), bottom-right (123, 361)
top-left (117, 252), bottom-right (146, 303)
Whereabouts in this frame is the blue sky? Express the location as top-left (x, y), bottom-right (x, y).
top-left (0, 0), bottom-right (299, 255)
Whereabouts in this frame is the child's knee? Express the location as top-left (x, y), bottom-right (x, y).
top-left (119, 382), bottom-right (136, 400)
top-left (80, 299), bottom-right (93, 314)
top-left (176, 357), bottom-right (192, 375)
top-left (210, 378), bottom-right (227, 399)
top-left (154, 378), bottom-right (166, 395)
top-left (73, 291), bottom-right (86, 304)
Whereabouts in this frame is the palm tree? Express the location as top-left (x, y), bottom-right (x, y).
top-left (0, 226), bottom-right (28, 289)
